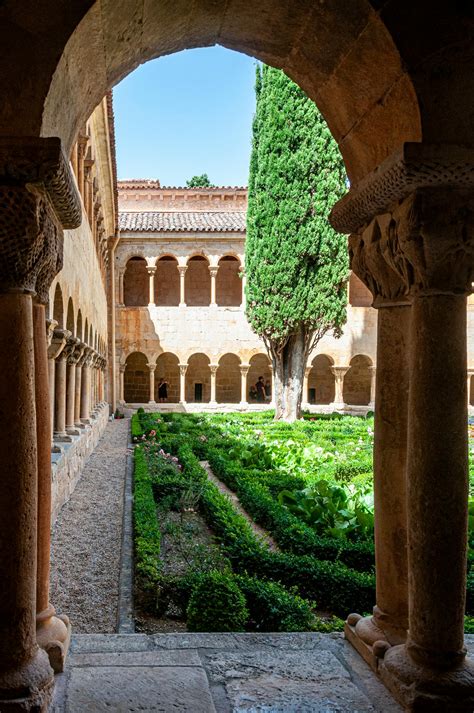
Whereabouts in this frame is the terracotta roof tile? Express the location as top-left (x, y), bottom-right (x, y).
top-left (119, 211), bottom-right (246, 233)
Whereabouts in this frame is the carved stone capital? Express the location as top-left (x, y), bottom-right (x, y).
top-left (210, 364), bottom-right (219, 374)
top-left (179, 363), bottom-right (188, 375)
top-left (177, 265), bottom-right (188, 275)
top-left (331, 366), bottom-right (350, 380)
top-left (46, 318), bottom-right (58, 348)
top-left (147, 363), bottom-right (156, 372)
top-left (119, 363), bottom-right (126, 374)
top-left (49, 328), bottom-right (71, 361)
top-left (240, 364), bottom-right (250, 376)
top-left (330, 143), bottom-right (474, 235)
top-left (67, 339), bottom-right (85, 366)
top-left (63, 336), bottom-right (79, 364)
top-left (208, 266), bottom-right (219, 277)
top-left (146, 267), bottom-right (157, 276)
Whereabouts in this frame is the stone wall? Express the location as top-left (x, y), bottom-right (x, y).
top-left (155, 258), bottom-right (180, 306)
top-left (118, 184), bottom-right (247, 212)
top-left (124, 258), bottom-right (148, 306)
top-left (343, 355), bottom-right (372, 405)
top-left (308, 355), bottom-right (335, 404)
top-left (186, 257), bottom-right (211, 306)
top-left (155, 353), bottom-right (180, 402)
top-left (51, 403), bottom-right (109, 524)
top-left (124, 352), bottom-right (149, 402)
top-left (217, 258), bottom-right (242, 306)
top-left (217, 354), bottom-right (241, 403)
top-left (186, 353), bottom-right (211, 402)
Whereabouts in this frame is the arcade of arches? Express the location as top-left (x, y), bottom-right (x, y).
top-left (1, 3), bottom-right (474, 712)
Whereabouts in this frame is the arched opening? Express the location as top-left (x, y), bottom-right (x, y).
top-left (186, 256), bottom-right (210, 307)
top-left (124, 352), bottom-right (149, 403)
top-left (185, 353), bottom-right (210, 403)
top-left (343, 354), bottom-right (373, 405)
top-left (348, 272), bottom-right (372, 307)
top-left (53, 284), bottom-right (64, 328)
top-left (66, 297), bottom-right (75, 336)
top-left (217, 353), bottom-right (241, 403)
top-left (124, 257), bottom-right (148, 306)
top-left (84, 318), bottom-right (89, 346)
top-left (155, 256), bottom-right (180, 306)
top-left (216, 256), bottom-right (242, 307)
top-left (155, 352), bottom-right (180, 402)
top-left (248, 354), bottom-right (271, 403)
top-left (76, 309), bottom-right (83, 342)
top-left (308, 354), bottom-right (335, 405)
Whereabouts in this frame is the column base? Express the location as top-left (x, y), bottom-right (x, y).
top-left (239, 401), bottom-right (248, 409)
top-left (329, 402), bottom-right (346, 411)
top-left (0, 647), bottom-right (54, 712)
top-left (51, 443), bottom-right (63, 454)
top-left (74, 422), bottom-right (86, 429)
top-left (345, 611), bottom-right (408, 671)
top-left (66, 427), bottom-right (80, 437)
top-left (54, 434), bottom-right (73, 443)
top-left (209, 400), bottom-right (217, 408)
top-left (178, 400), bottom-right (186, 406)
top-left (379, 644), bottom-right (474, 713)
top-left (80, 418), bottom-right (91, 425)
top-left (36, 606), bottom-right (72, 674)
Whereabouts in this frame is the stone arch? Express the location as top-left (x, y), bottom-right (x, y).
top-left (343, 354), bottom-right (373, 405)
top-left (124, 256), bottom-right (148, 307)
top-left (53, 283), bottom-right (64, 328)
top-left (216, 256), bottom-right (242, 307)
top-left (186, 255), bottom-right (211, 307)
top-left (88, 324), bottom-right (93, 346)
top-left (155, 256), bottom-right (180, 306)
top-left (155, 352), bottom-right (179, 402)
top-left (124, 352), bottom-right (149, 403)
top-left (248, 353), bottom-right (271, 403)
top-left (66, 297), bottom-right (75, 335)
top-left (76, 309), bottom-right (83, 342)
top-left (186, 353), bottom-right (210, 403)
top-left (308, 354), bottom-right (335, 405)
top-left (217, 353), bottom-right (241, 404)
top-left (84, 318), bottom-right (89, 346)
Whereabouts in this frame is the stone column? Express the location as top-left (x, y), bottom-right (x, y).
top-left (147, 362), bottom-right (156, 403)
top-left (47, 325), bottom-right (65, 448)
top-left (345, 226), bottom-right (411, 661)
top-left (119, 363), bottom-right (126, 403)
top-left (369, 365), bottom-right (376, 408)
top-left (147, 266), bottom-right (156, 306)
top-left (74, 344), bottom-right (87, 428)
top-left (179, 363), bottom-right (188, 404)
top-left (302, 366), bottom-right (311, 407)
top-left (54, 330), bottom-right (72, 441)
top-left (77, 134), bottom-right (88, 198)
top-left (65, 337), bottom-right (81, 435)
top-left (118, 268), bottom-right (125, 306)
top-left (210, 364), bottom-right (218, 405)
top-left (0, 137), bottom-right (81, 710)
top-left (80, 348), bottom-right (93, 423)
top-left (330, 158), bottom-right (474, 710)
top-left (209, 265), bottom-right (218, 306)
top-left (178, 265), bottom-right (187, 306)
top-left (330, 366), bottom-right (349, 409)
top-left (34, 299), bottom-right (70, 673)
top-left (240, 364), bottom-right (249, 407)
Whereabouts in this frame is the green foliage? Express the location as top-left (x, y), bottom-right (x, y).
top-left (186, 173), bottom-right (214, 188)
top-left (278, 479), bottom-right (374, 541)
top-left (133, 447), bottom-right (162, 587)
top-left (246, 65), bottom-right (348, 348)
top-left (236, 574), bottom-right (315, 632)
top-left (186, 570), bottom-right (248, 632)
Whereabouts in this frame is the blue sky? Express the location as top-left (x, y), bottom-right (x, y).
top-left (113, 47), bottom-right (257, 187)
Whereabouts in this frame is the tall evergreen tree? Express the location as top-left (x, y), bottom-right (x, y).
top-left (246, 65), bottom-right (348, 421)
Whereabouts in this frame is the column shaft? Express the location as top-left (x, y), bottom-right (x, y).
top-left (210, 366), bottom-right (217, 404)
top-left (240, 367), bottom-right (249, 405)
top-left (66, 361), bottom-right (76, 431)
top-left (74, 364), bottom-right (82, 425)
top-left (80, 361), bottom-right (91, 422)
top-left (179, 365), bottom-right (187, 403)
top-left (54, 356), bottom-right (67, 437)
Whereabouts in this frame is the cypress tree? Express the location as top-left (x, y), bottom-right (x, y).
top-left (246, 65), bottom-right (348, 421)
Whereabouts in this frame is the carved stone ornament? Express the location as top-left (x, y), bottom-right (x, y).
top-left (330, 143), bottom-right (474, 235)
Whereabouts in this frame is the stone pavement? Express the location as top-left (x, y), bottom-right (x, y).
top-left (51, 632), bottom-right (409, 712)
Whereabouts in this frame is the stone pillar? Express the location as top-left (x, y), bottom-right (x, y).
top-left (302, 366), bottom-right (311, 407)
top-left (47, 325), bottom-right (66, 448)
top-left (210, 364), bottom-right (218, 405)
top-left (331, 158), bottom-right (474, 710)
top-left (118, 268), bottom-right (125, 306)
top-left (80, 348), bottom-right (93, 423)
top-left (0, 137), bottom-right (81, 710)
top-left (178, 265), bottom-right (187, 306)
top-left (369, 365), bottom-right (376, 408)
top-left (74, 344), bottom-right (87, 428)
top-left (34, 301), bottom-right (71, 673)
top-left (54, 330), bottom-right (72, 441)
top-left (147, 362), bottom-right (156, 403)
top-left (179, 363), bottom-right (188, 404)
top-left (147, 266), bottom-right (156, 306)
top-left (77, 134), bottom-right (88, 198)
top-left (119, 363), bottom-right (126, 403)
top-left (240, 364), bottom-right (249, 407)
top-left (330, 366), bottom-right (349, 409)
top-left (65, 337), bottom-right (81, 434)
top-left (209, 265), bottom-right (218, 306)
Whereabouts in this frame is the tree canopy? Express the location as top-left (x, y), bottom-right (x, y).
top-left (186, 173), bottom-right (215, 187)
top-left (245, 65), bottom-right (348, 354)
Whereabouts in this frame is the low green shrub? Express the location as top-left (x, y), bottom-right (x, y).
top-left (133, 446), bottom-right (162, 588)
top-left (187, 570), bottom-right (248, 632)
top-left (235, 574), bottom-right (315, 632)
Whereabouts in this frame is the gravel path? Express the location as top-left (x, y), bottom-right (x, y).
top-left (50, 418), bottom-right (130, 633)
top-left (199, 460), bottom-right (279, 552)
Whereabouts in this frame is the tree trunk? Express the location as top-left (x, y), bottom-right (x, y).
top-left (271, 327), bottom-right (308, 422)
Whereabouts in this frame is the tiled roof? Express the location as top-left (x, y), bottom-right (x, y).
top-left (119, 211), bottom-right (246, 233)
top-left (117, 180), bottom-right (246, 191)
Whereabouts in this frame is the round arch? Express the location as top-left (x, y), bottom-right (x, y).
top-left (186, 353), bottom-right (210, 403)
top-left (217, 353), bottom-right (241, 403)
top-left (343, 354), bottom-right (373, 406)
top-left (124, 352), bottom-right (149, 403)
top-left (308, 354), bottom-right (335, 405)
top-left (76, 309), bottom-right (83, 342)
top-left (124, 256), bottom-right (148, 307)
top-left (216, 256), bottom-right (242, 307)
top-left (155, 256), bottom-right (180, 306)
top-left (66, 297), bottom-right (75, 336)
top-left (155, 352), bottom-right (179, 402)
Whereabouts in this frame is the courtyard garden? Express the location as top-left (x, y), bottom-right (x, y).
top-left (132, 410), bottom-right (474, 633)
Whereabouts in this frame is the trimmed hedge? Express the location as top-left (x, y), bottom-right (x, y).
top-left (133, 446), bottom-right (162, 587)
